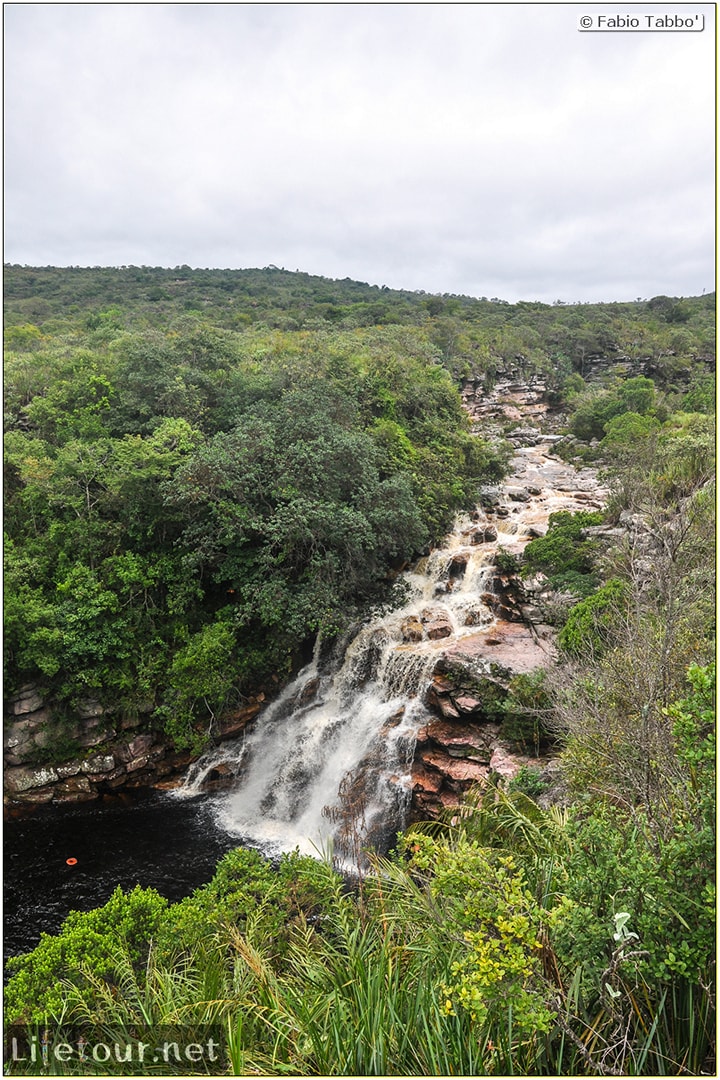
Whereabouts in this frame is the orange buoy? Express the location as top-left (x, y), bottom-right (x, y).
top-left (66, 857), bottom-right (78, 866)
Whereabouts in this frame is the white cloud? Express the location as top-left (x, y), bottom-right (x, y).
top-left (4, 3), bottom-right (715, 301)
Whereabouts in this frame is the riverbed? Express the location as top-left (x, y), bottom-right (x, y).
top-left (5, 436), bottom-right (605, 964)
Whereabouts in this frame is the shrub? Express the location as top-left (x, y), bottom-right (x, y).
top-left (558, 578), bottom-right (628, 657)
top-left (5, 886), bottom-right (168, 1024)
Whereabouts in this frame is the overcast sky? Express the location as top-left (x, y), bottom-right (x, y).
top-left (4, 3), bottom-right (715, 303)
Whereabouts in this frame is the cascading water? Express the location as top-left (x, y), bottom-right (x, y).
top-left (175, 442), bottom-right (606, 866)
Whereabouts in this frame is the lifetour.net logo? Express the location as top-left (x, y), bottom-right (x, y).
top-left (5, 1026), bottom-right (226, 1072)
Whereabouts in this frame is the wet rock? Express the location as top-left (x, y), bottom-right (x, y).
top-left (448, 553), bottom-right (469, 577)
top-left (54, 776), bottom-right (96, 800)
top-left (5, 765), bottom-right (60, 793)
top-left (421, 609), bottom-right (454, 640)
top-left (411, 763), bottom-right (444, 795)
top-left (215, 703), bottom-right (262, 738)
top-left (296, 678), bottom-right (320, 706)
top-left (401, 616), bottom-right (424, 642)
top-left (9, 786), bottom-right (57, 804)
top-left (81, 753), bottom-right (115, 775)
top-left (507, 487), bottom-right (530, 502)
top-left (463, 608), bottom-right (488, 627)
top-left (380, 706), bottom-right (406, 733)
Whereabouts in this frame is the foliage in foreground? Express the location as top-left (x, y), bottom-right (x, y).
top-left (6, 664), bottom-right (714, 1075)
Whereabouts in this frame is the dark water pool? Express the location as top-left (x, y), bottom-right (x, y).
top-left (4, 792), bottom-right (237, 961)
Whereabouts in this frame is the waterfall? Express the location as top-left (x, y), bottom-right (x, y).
top-left (175, 512), bottom-right (501, 866)
top-left (175, 442), bottom-right (607, 866)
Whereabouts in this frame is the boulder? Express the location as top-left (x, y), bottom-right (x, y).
top-left (5, 765), bottom-right (59, 793)
top-left (421, 609), bottom-right (454, 640)
top-left (424, 719), bottom-right (493, 761)
top-left (10, 687), bottom-right (44, 716)
top-left (80, 753), bottom-right (116, 775)
top-left (401, 616), bottom-right (424, 643)
top-left (448, 553), bottom-right (469, 578)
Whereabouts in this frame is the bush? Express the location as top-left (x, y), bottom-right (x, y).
top-left (557, 578), bottom-right (628, 657)
top-left (494, 546), bottom-right (521, 574)
top-left (569, 377), bottom-right (657, 442)
top-left (508, 765), bottom-right (549, 798)
top-left (523, 511), bottom-right (604, 579)
top-left (5, 886), bottom-right (168, 1024)
top-left (502, 670), bottom-right (553, 752)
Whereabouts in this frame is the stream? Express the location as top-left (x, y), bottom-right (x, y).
top-left (4, 438), bottom-right (605, 961)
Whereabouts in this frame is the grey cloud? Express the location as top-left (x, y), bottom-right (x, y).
top-left (5, 3), bottom-right (714, 301)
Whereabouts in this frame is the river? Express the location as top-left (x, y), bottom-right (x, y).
top-left (4, 437), bottom-right (605, 962)
top-left (4, 792), bottom-right (235, 961)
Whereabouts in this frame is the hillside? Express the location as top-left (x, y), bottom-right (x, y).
top-left (4, 264), bottom-right (715, 1075)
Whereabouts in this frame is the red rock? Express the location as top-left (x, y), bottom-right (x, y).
top-left (437, 697), bottom-right (461, 719)
top-left (419, 748), bottom-right (488, 784)
top-left (411, 764), bottom-right (444, 795)
top-left (452, 694), bottom-right (483, 714)
top-left (443, 622), bottom-right (555, 675)
top-left (425, 720), bottom-right (492, 761)
top-left (424, 613), bottom-right (454, 640)
top-left (489, 746), bottom-right (529, 779)
top-left (216, 703), bottom-right (261, 738)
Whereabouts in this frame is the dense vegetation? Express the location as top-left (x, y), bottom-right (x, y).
top-left (5, 268), bottom-right (517, 751)
top-left (5, 665), bottom-right (715, 1074)
top-left (4, 266), bottom-right (715, 1074)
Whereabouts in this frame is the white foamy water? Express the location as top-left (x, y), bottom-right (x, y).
top-left (175, 442), bottom-right (605, 864)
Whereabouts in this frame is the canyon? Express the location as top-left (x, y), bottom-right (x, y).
top-left (4, 375), bottom-right (607, 838)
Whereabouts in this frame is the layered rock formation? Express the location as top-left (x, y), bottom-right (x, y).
top-left (3, 688), bottom-right (262, 810)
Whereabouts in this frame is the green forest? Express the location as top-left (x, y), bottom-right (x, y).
top-left (3, 265), bottom-right (716, 1075)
